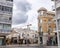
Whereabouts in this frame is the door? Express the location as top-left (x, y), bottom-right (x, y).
top-left (0, 38), bottom-right (3, 45)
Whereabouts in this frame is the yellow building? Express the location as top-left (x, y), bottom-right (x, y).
top-left (37, 7), bottom-right (55, 45)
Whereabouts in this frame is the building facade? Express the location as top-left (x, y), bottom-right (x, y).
top-left (38, 7), bottom-right (55, 45)
top-left (0, 0), bottom-right (13, 45)
top-left (52, 0), bottom-right (60, 47)
top-left (6, 28), bottom-right (38, 44)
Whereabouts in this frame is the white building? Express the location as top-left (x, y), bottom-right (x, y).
top-left (52, 0), bottom-right (60, 47)
top-left (7, 28), bottom-right (38, 44)
top-left (0, 0), bottom-right (13, 45)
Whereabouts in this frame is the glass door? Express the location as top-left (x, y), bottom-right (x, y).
top-left (0, 39), bottom-right (2, 45)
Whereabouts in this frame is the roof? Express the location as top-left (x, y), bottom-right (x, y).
top-left (38, 7), bottom-right (47, 12)
top-left (47, 11), bottom-right (55, 15)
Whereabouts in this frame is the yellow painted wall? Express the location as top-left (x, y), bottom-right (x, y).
top-left (38, 15), bottom-right (55, 33)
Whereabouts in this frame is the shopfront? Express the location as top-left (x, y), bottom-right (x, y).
top-left (0, 36), bottom-right (6, 45)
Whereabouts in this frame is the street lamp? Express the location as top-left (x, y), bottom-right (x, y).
top-left (27, 24), bottom-right (32, 29)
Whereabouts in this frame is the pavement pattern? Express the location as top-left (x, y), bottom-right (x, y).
top-left (0, 45), bottom-right (44, 48)
top-left (0, 45), bottom-right (58, 48)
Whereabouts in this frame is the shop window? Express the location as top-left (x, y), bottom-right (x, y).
top-left (46, 33), bottom-right (58, 46)
top-left (40, 37), bottom-right (43, 44)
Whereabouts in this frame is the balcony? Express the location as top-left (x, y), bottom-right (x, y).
top-left (52, 5), bottom-right (55, 11)
top-left (53, 15), bottom-right (60, 20)
top-left (56, 1), bottom-right (60, 9)
top-left (53, 16), bottom-right (57, 20)
top-left (58, 25), bottom-right (60, 30)
top-left (0, 29), bottom-right (11, 36)
top-left (0, 29), bottom-right (11, 33)
top-left (51, 0), bottom-right (54, 1)
top-left (0, 20), bottom-right (12, 24)
top-left (51, 0), bottom-right (57, 1)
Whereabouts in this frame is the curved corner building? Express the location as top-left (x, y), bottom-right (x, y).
top-left (37, 7), bottom-right (55, 45)
top-left (0, 0), bottom-right (13, 45)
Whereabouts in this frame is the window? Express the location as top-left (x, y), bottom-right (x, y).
top-left (6, 0), bottom-right (13, 2)
top-left (9, 17), bottom-right (12, 20)
top-left (35, 34), bottom-right (38, 38)
top-left (11, 0), bottom-right (13, 2)
top-left (48, 19), bottom-right (51, 21)
top-left (3, 24), bottom-right (11, 30)
top-left (2, 6), bottom-right (5, 11)
top-left (32, 35), bottom-right (34, 37)
top-left (22, 33), bottom-right (25, 37)
top-left (41, 11), bottom-right (43, 15)
top-left (5, 7), bottom-right (12, 12)
top-left (57, 19), bottom-right (60, 26)
top-left (38, 12), bottom-right (41, 16)
top-left (27, 34), bottom-right (29, 36)
top-left (5, 7), bottom-right (9, 12)
top-left (0, 5), bottom-right (12, 12)
top-left (54, 20), bottom-right (56, 23)
top-left (54, 26), bottom-right (57, 30)
top-left (0, 24), bottom-right (3, 29)
top-left (40, 19), bottom-right (42, 23)
top-left (0, 5), bottom-right (2, 10)
top-left (9, 8), bottom-right (12, 12)
top-left (40, 37), bottom-right (43, 44)
top-left (40, 26), bottom-right (42, 32)
top-left (49, 26), bottom-right (51, 28)
top-left (38, 11), bottom-right (44, 16)
top-left (48, 28), bottom-right (52, 32)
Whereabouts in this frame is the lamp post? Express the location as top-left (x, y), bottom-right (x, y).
top-left (27, 24), bottom-right (32, 29)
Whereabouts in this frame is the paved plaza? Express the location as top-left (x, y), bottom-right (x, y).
top-left (0, 44), bottom-right (58, 48)
top-left (0, 44), bottom-right (44, 48)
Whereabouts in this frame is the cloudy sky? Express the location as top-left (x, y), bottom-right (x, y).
top-left (12, 0), bottom-right (54, 30)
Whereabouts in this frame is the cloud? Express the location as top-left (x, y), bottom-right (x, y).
top-left (13, 13), bottom-right (28, 25)
top-left (16, 0), bottom-right (31, 12)
top-left (13, 0), bottom-right (31, 25)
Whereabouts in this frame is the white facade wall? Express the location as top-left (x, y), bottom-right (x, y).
top-left (7, 28), bottom-right (38, 40)
top-left (52, 0), bottom-right (60, 47)
top-left (0, 0), bottom-right (13, 32)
